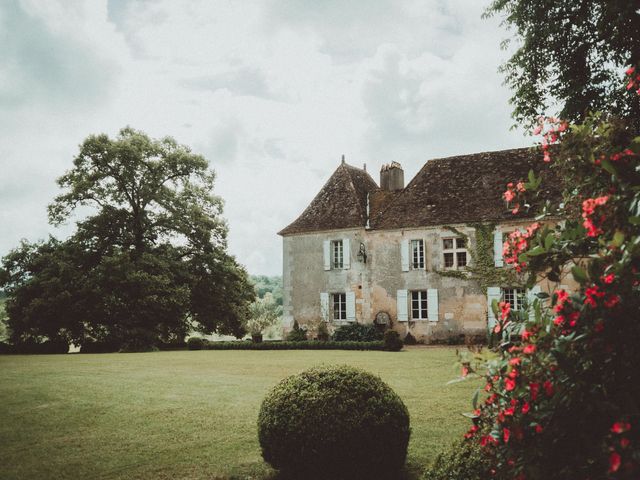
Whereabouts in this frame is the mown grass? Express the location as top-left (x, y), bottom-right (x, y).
top-left (0, 347), bottom-right (482, 479)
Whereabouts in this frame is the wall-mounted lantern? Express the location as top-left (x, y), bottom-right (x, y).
top-left (357, 242), bottom-right (367, 263)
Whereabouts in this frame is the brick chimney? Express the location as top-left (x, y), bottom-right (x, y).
top-left (380, 162), bottom-right (404, 191)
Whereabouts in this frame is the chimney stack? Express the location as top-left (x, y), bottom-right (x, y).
top-left (380, 161), bottom-right (404, 191)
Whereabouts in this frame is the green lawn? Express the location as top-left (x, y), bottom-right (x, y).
top-left (0, 347), bottom-right (481, 479)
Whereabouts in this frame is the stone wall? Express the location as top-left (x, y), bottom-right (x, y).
top-left (282, 221), bottom-right (577, 342)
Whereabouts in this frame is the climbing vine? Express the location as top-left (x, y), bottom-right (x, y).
top-left (435, 223), bottom-right (522, 294)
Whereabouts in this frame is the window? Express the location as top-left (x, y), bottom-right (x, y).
top-left (411, 290), bottom-right (428, 320)
top-left (331, 240), bottom-right (343, 269)
top-left (443, 237), bottom-right (467, 269)
top-left (411, 239), bottom-right (425, 269)
top-left (502, 288), bottom-right (526, 311)
top-left (332, 293), bottom-right (346, 321)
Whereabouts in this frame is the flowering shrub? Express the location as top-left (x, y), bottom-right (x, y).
top-left (464, 78), bottom-right (640, 479)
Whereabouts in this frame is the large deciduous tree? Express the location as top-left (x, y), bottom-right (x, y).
top-left (485, 0), bottom-right (640, 130)
top-left (0, 128), bottom-right (254, 349)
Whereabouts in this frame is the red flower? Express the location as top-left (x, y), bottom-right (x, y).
top-left (554, 289), bottom-right (569, 313)
top-left (585, 285), bottom-right (605, 307)
top-left (611, 422), bottom-right (631, 434)
top-left (499, 301), bottom-right (511, 320)
top-left (608, 452), bottom-right (621, 473)
top-left (521, 329), bottom-right (532, 341)
top-left (521, 402), bottom-right (530, 414)
top-left (503, 427), bottom-right (511, 443)
top-left (505, 378), bottom-right (516, 391)
top-left (603, 273), bottom-right (615, 284)
top-left (464, 425), bottom-right (479, 439)
top-left (523, 344), bottom-right (536, 355)
top-left (620, 438), bottom-right (630, 448)
top-left (534, 424), bottom-right (543, 434)
top-left (553, 315), bottom-right (565, 326)
top-left (509, 357), bottom-right (522, 366)
top-left (530, 382), bottom-right (540, 401)
top-left (480, 435), bottom-right (498, 447)
top-left (543, 380), bottom-right (554, 397)
top-left (503, 189), bottom-right (516, 202)
top-left (604, 295), bottom-right (620, 308)
top-left (568, 312), bottom-right (579, 327)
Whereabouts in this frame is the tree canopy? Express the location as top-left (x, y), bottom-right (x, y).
top-left (0, 128), bottom-right (254, 349)
top-left (485, 0), bottom-right (640, 129)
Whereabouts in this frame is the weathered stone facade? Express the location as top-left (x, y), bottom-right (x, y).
top-left (279, 149), bottom-right (570, 342)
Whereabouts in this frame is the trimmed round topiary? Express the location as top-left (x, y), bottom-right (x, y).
top-left (257, 365), bottom-right (411, 479)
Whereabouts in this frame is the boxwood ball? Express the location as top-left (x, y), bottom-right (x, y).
top-left (257, 365), bottom-right (411, 479)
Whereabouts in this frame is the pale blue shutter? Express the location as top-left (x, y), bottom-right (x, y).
top-left (320, 292), bottom-right (329, 321)
top-left (427, 289), bottom-right (439, 322)
top-left (494, 229), bottom-right (504, 267)
top-left (343, 238), bottom-right (351, 269)
top-left (397, 290), bottom-right (408, 321)
top-left (487, 287), bottom-right (501, 330)
top-left (346, 292), bottom-right (356, 321)
top-left (400, 240), bottom-right (409, 272)
top-left (323, 240), bottom-right (330, 271)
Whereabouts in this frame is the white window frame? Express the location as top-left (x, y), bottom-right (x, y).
top-left (442, 237), bottom-right (468, 269)
top-left (502, 287), bottom-right (526, 311)
top-left (410, 239), bottom-right (425, 269)
top-left (411, 290), bottom-right (428, 320)
top-left (331, 240), bottom-right (343, 269)
top-left (332, 292), bottom-right (346, 321)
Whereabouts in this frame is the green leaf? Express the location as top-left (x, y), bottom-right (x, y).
top-left (571, 265), bottom-right (588, 284)
top-left (630, 216), bottom-right (640, 225)
top-left (472, 388), bottom-right (480, 410)
top-left (600, 158), bottom-right (617, 176)
top-left (611, 231), bottom-right (625, 248)
top-left (544, 232), bottom-right (555, 250)
top-left (527, 246), bottom-right (546, 257)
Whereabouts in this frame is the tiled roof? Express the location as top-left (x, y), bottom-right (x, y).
top-left (278, 162), bottom-right (379, 236)
top-left (371, 147), bottom-right (560, 229)
top-left (278, 148), bottom-right (561, 235)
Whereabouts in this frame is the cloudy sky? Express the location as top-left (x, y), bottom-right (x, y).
top-left (0, 0), bottom-right (533, 276)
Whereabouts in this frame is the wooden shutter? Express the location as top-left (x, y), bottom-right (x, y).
top-left (487, 287), bottom-right (501, 330)
top-left (494, 229), bottom-right (504, 267)
top-left (323, 240), bottom-right (330, 271)
top-left (343, 238), bottom-right (351, 269)
top-left (320, 292), bottom-right (329, 321)
top-left (400, 240), bottom-right (409, 272)
top-left (397, 290), bottom-right (408, 321)
top-left (346, 291), bottom-right (356, 321)
top-left (427, 289), bottom-right (439, 322)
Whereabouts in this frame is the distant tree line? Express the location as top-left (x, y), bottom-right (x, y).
top-left (250, 275), bottom-right (283, 306)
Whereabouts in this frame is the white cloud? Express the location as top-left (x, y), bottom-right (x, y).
top-left (0, 0), bottom-right (531, 276)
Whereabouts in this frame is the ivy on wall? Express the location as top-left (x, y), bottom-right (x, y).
top-left (435, 223), bottom-right (522, 294)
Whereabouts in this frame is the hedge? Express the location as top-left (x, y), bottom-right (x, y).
top-left (202, 340), bottom-right (385, 351)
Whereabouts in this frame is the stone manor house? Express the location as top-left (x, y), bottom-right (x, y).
top-left (278, 148), bottom-right (563, 342)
